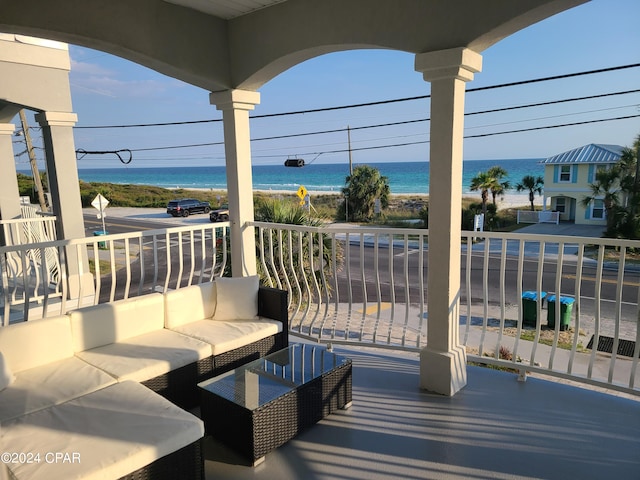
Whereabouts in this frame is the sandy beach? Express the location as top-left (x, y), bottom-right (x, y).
top-left (175, 186), bottom-right (542, 210)
top-left (209, 190), bottom-right (540, 211)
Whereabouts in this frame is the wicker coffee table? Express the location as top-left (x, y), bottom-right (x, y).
top-left (198, 343), bottom-right (352, 465)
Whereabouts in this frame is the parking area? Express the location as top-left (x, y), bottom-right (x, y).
top-left (516, 222), bottom-right (605, 238)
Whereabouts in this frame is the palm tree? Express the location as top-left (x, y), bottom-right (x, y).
top-left (615, 134), bottom-right (640, 237)
top-left (253, 198), bottom-right (343, 300)
top-left (515, 175), bottom-right (544, 211)
top-left (341, 165), bottom-right (390, 222)
top-left (469, 171), bottom-right (495, 216)
top-left (487, 166), bottom-right (510, 205)
top-left (581, 167), bottom-right (621, 235)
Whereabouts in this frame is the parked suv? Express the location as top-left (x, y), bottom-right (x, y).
top-left (209, 205), bottom-right (229, 222)
top-left (166, 198), bottom-right (211, 217)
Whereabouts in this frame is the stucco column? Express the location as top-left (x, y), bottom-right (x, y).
top-left (415, 48), bottom-right (482, 396)
top-left (34, 111), bottom-right (94, 298)
top-left (0, 123), bottom-right (21, 224)
top-left (209, 89), bottom-right (260, 277)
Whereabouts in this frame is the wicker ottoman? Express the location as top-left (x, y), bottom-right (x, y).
top-left (199, 343), bottom-right (352, 465)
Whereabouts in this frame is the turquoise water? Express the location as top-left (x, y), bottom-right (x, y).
top-left (47, 158), bottom-right (542, 195)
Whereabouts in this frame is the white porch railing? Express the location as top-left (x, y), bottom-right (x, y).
top-left (0, 223), bottom-right (229, 324)
top-left (1, 211), bottom-right (60, 306)
top-left (517, 210), bottom-right (560, 224)
top-left (252, 221), bottom-right (640, 396)
top-left (1, 220), bottom-right (638, 396)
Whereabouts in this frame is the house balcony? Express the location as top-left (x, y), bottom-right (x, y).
top-left (202, 344), bottom-right (640, 479)
top-left (1, 219), bottom-right (638, 478)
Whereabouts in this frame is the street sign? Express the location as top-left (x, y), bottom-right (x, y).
top-left (91, 194), bottom-right (109, 235)
top-left (297, 185), bottom-right (308, 200)
top-left (91, 193), bottom-right (109, 212)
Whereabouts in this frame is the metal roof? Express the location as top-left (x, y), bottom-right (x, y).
top-left (540, 143), bottom-right (624, 165)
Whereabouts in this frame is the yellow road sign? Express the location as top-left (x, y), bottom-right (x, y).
top-left (297, 185), bottom-right (308, 199)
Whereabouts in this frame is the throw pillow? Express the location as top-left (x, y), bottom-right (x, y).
top-left (214, 275), bottom-right (259, 321)
top-left (0, 351), bottom-right (15, 391)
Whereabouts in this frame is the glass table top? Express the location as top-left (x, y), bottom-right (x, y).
top-left (198, 344), bottom-right (349, 410)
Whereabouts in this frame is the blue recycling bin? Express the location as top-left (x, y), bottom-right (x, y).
top-left (93, 230), bottom-right (108, 249)
top-left (522, 291), bottom-right (546, 326)
top-left (547, 295), bottom-right (574, 331)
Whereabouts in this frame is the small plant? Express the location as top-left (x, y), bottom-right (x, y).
top-left (499, 345), bottom-right (513, 361)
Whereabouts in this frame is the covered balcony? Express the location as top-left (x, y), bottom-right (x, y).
top-left (1, 0), bottom-right (639, 477)
top-left (1, 217), bottom-right (639, 477)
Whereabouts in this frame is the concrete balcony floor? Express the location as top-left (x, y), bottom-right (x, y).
top-left (203, 345), bottom-right (640, 480)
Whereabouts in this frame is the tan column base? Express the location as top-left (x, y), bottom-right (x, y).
top-left (420, 345), bottom-right (467, 396)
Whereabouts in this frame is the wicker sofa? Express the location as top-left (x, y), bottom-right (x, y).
top-left (0, 276), bottom-right (289, 480)
top-left (68, 276), bottom-right (288, 408)
top-left (0, 315), bottom-right (205, 480)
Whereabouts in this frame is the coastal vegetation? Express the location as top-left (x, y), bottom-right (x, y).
top-left (469, 165), bottom-right (511, 216)
top-left (582, 133), bottom-right (640, 239)
top-left (516, 175), bottom-right (545, 211)
top-left (16, 174), bottom-right (522, 231)
top-left (218, 197), bottom-right (344, 293)
top-left (337, 164), bottom-right (390, 222)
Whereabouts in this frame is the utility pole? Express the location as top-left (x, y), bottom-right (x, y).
top-left (19, 109), bottom-right (48, 212)
top-left (345, 125), bottom-right (353, 222)
top-left (347, 125), bottom-right (353, 175)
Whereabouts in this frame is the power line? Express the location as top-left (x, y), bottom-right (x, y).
top-left (76, 149), bottom-right (133, 164)
top-left (73, 63), bottom-right (640, 129)
top-left (262, 113), bottom-right (640, 157)
top-left (123, 111), bottom-right (640, 160)
top-left (119, 89), bottom-right (640, 153)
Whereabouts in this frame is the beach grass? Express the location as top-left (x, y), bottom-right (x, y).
top-left (74, 181), bottom-right (522, 229)
top-left (17, 174), bottom-right (529, 230)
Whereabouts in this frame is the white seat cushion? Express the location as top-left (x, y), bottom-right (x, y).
top-left (0, 352), bottom-right (14, 391)
top-left (213, 275), bottom-right (259, 321)
top-left (75, 329), bottom-right (211, 382)
top-left (69, 293), bottom-right (165, 352)
top-left (1, 381), bottom-right (204, 480)
top-left (0, 315), bottom-right (74, 373)
top-left (0, 357), bottom-right (116, 423)
top-left (170, 318), bottom-right (281, 356)
top-left (164, 282), bottom-right (217, 329)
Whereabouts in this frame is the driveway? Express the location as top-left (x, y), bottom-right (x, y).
top-left (515, 222), bottom-right (605, 238)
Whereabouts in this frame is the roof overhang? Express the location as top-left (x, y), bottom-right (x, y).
top-left (0, 0), bottom-right (588, 91)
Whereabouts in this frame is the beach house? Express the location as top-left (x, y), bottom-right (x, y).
top-left (541, 143), bottom-right (624, 225)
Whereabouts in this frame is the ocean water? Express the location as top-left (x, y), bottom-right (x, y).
top-left (61, 158), bottom-right (543, 195)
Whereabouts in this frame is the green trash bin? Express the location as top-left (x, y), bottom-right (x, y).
top-left (547, 295), bottom-right (574, 331)
top-left (93, 230), bottom-right (108, 249)
top-left (522, 291), bottom-right (546, 326)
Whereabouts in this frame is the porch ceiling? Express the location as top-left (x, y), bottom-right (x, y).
top-left (163, 0), bottom-right (288, 19)
top-left (0, 0), bottom-right (588, 91)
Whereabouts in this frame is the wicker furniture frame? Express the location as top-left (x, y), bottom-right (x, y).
top-left (199, 344), bottom-right (352, 465)
top-left (118, 439), bottom-right (204, 480)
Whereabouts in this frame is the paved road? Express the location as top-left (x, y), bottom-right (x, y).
top-left (89, 208), bottom-right (638, 337)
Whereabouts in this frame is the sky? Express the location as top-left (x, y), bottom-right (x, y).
top-left (13, 0), bottom-right (640, 169)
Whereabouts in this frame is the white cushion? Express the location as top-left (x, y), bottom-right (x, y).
top-left (0, 357), bottom-right (116, 423)
top-left (69, 293), bottom-right (165, 352)
top-left (171, 318), bottom-right (281, 356)
top-left (0, 316), bottom-right (73, 373)
top-left (76, 329), bottom-right (211, 382)
top-left (214, 275), bottom-right (259, 321)
top-left (0, 352), bottom-right (14, 391)
top-left (1, 381), bottom-right (204, 480)
top-left (164, 282), bottom-right (217, 329)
